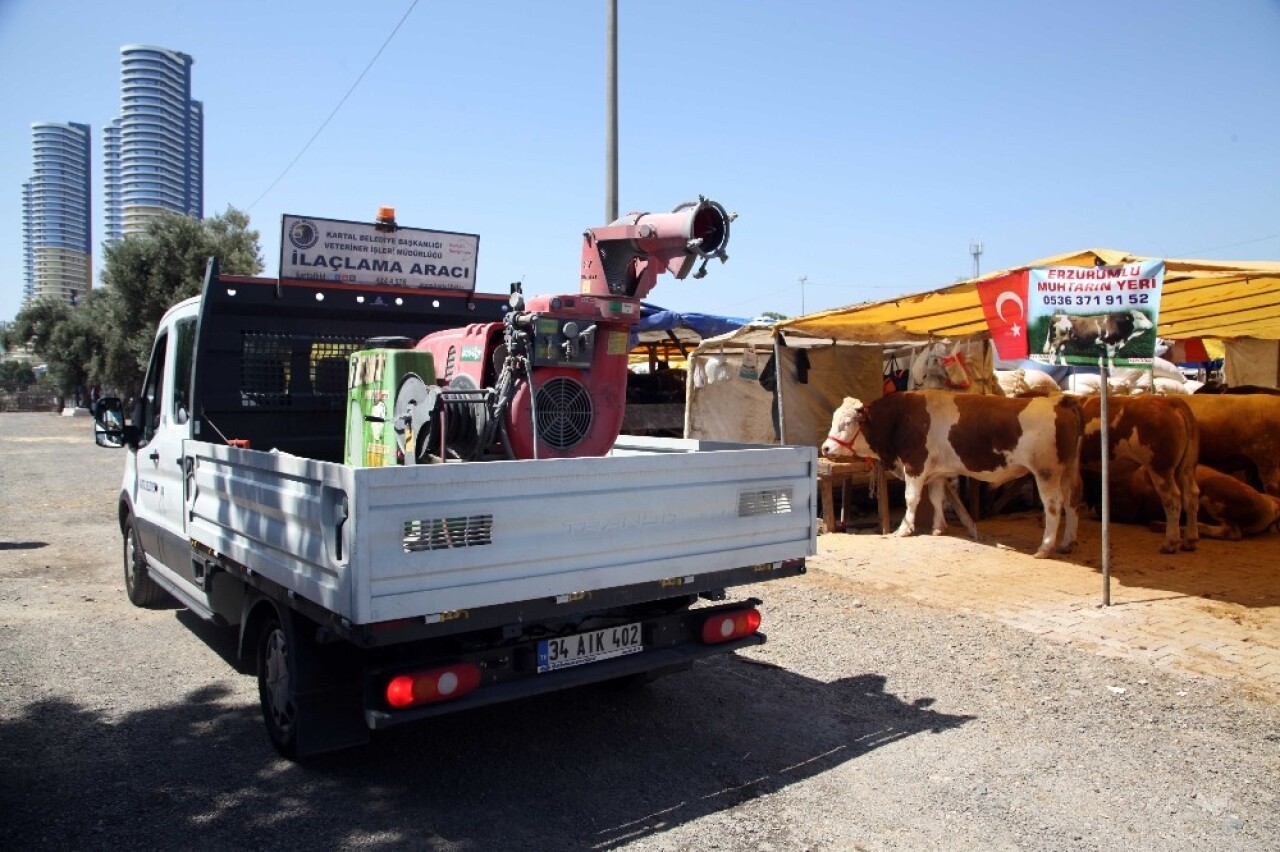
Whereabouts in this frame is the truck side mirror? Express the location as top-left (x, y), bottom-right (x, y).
top-left (93, 397), bottom-right (137, 449)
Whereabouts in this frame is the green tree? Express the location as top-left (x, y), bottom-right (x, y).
top-left (0, 360), bottom-right (37, 391)
top-left (2, 295), bottom-right (68, 355)
top-left (3, 297), bottom-right (76, 397)
top-left (1, 292), bottom-right (106, 403)
top-left (98, 206), bottom-right (263, 390)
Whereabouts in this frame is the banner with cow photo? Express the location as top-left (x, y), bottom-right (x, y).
top-left (1025, 260), bottom-right (1164, 367)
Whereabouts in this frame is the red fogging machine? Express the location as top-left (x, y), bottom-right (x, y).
top-left (399, 197), bottom-right (733, 461)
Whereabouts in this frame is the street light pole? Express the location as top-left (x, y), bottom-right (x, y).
top-left (605, 0), bottom-right (618, 223)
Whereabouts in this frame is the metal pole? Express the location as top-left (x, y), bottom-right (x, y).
top-left (1099, 355), bottom-right (1111, 607)
top-left (605, 0), bottom-right (618, 223)
top-left (527, 357), bottom-right (540, 460)
top-left (773, 335), bottom-right (785, 444)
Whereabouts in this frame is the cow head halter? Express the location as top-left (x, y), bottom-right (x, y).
top-left (825, 427), bottom-right (861, 453)
top-left (826, 410), bottom-right (875, 464)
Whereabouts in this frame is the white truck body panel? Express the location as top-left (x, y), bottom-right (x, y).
top-left (186, 436), bottom-right (816, 625)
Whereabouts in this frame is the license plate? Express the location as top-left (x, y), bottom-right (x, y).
top-left (537, 623), bottom-right (643, 673)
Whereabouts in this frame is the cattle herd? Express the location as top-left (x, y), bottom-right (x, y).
top-left (822, 383), bottom-right (1280, 558)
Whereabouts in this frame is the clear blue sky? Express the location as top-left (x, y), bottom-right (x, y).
top-left (3, 0), bottom-right (1279, 324)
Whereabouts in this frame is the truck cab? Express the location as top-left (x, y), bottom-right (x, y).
top-left (123, 297), bottom-right (198, 596)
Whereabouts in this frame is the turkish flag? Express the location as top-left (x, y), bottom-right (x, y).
top-left (976, 270), bottom-right (1030, 361)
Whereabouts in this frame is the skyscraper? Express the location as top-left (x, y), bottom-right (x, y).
top-left (22, 121), bottom-right (93, 307)
top-left (103, 45), bottom-right (203, 243)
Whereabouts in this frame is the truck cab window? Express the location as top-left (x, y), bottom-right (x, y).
top-left (173, 319), bottom-right (196, 424)
top-left (139, 330), bottom-right (169, 443)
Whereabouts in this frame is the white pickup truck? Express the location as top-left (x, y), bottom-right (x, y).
top-left (93, 254), bottom-right (815, 759)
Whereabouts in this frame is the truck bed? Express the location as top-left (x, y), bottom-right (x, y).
top-left (186, 435), bottom-right (816, 625)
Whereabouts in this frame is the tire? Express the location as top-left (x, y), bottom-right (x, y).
top-left (123, 517), bottom-right (167, 608)
top-left (257, 614), bottom-right (299, 759)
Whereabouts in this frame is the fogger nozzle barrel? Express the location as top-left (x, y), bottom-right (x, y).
top-left (581, 196), bottom-right (734, 299)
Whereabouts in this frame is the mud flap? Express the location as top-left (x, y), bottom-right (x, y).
top-left (285, 608), bottom-right (370, 758)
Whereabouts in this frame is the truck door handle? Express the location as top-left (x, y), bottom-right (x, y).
top-left (149, 450), bottom-right (160, 462)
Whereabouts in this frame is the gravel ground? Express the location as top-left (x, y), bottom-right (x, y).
top-left (1, 411), bottom-right (1278, 851)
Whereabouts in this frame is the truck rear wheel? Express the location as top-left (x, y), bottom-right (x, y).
top-left (257, 615), bottom-right (299, 759)
top-left (123, 517), bottom-right (166, 608)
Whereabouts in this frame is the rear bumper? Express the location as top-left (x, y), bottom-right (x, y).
top-left (362, 599), bottom-right (766, 730)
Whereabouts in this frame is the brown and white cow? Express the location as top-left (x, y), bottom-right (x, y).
top-left (1079, 395), bottom-right (1200, 553)
top-left (1182, 394), bottom-right (1280, 497)
top-left (1082, 460), bottom-right (1280, 540)
top-left (821, 390), bottom-right (1084, 558)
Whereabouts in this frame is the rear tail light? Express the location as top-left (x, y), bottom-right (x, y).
top-left (385, 662), bottom-right (482, 709)
top-left (700, 608), bottom-right (762, 644)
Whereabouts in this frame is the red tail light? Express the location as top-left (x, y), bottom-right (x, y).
top-left (385, 662), bottom-right (482, 709)
top-left (701, 608), bottom-right (762, 644)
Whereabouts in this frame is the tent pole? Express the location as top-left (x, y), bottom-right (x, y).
top-left (773, 334), bottom-right (785, 444)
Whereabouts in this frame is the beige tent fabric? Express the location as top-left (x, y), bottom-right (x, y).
top-left (1224, 339), bottom-right (1280, 387)
top-left (685, 349), bottom-right (776, 443)
top-left (778, 345), bottom-right (884, 447)
top-left (686, 343), bottom-right (885, 445)
top-left (685, 330), bottom-right (998, 445)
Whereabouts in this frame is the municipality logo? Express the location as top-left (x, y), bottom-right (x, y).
top-left (288, 219), bottom-right (319, 250)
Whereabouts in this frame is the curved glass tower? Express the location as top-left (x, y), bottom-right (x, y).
top-left (103, 45), bottom-right (203, 242)
top-left (22, 121), bottom-right (93, 307)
